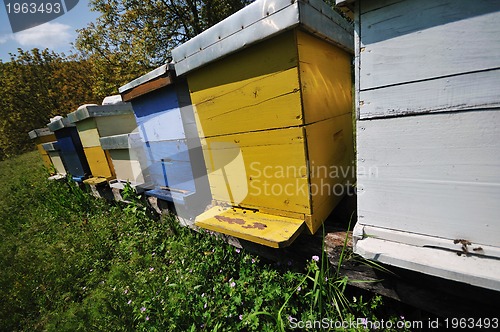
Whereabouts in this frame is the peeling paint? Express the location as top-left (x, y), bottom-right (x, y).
top-left (242, 222), bottom-right (267, 230)
top-left (215, 215), bottom-right (246, 225)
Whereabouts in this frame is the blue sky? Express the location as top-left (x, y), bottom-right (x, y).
top-left (0, 0), bottom-right (100, 61)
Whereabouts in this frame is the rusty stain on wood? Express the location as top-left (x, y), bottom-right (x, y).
top-left (215, 215), bottom-right (267, 230)
top-left (196, 206), bottom-right (304, 248)
top-left (215, 215), bottom-right (246, 225)
top-left (242, 222), bottom-right (267, 230)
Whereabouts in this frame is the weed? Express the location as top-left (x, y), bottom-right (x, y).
top-left (121, 182), bottom-right (150, 219)
top-left (0, 152), bottom-right (408, 331)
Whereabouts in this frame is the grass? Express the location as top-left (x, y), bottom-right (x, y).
top-left (0, 151), bottom-right (410, 331)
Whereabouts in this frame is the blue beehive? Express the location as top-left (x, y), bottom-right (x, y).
top-left (47, 117), bottom-right (90, 182)
top-left (119, 64), bottom-right (211, 216)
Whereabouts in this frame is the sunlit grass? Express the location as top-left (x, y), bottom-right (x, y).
top-left (0, 152), bottom-right (405, 331)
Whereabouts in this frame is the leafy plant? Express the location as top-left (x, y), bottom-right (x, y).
top-left (0, 49), bottom-right (101, 160)
top-left (1, 152), bottom-right (412, 332)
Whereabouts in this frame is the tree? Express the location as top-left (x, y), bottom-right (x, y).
top-left (75, 0), bottom-right (253, 97)
top-left (0, 49), bottom-right (100, 160)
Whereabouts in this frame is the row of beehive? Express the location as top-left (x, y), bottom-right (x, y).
top-left (28, 0), bottom-right (354, 248)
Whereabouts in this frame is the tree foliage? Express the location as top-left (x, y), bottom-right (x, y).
top-left (0, 1), bottom-right (254, 160)
top-left (75, 0), bottom-right (253, 97)
top-left (0, 49), bottom-right (100, 160)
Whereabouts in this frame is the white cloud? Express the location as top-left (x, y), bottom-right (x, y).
top-left (0, 34), bottom-right (13, 44)
top-left (14, 22), bottom-right (74, 48)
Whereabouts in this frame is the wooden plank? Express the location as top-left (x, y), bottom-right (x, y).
top-left (195, 206), bottom-right (305, 248)
top-left (297, 29), bottom-right (353, 125)
top-left (136, 108), bottom-right (185, 142)
top-left (354, 0), bottom-right (361, 120)
top-left (83, 177), bottom-right (109, 186)
top-left (175, 80), bottom-right (198, 142)
top-left (142, 141), bottom-right (175, 188)
top-left (121, 75), bottom-right (174, 102)
top-left (95, 113), bottom-right (137, 137)
top-left (75, 118), bottom-right (101, 148)
top-left (142, 160), bottom-right (168, 188)
top-left (202, 126), bottom-right (311, 215)
top-left (83, 146), bottom-right (115, 179)
top-left (36, 133), bottom-right (57, 144)
top-left (175, 81), bottom-right (213, 202)
top-left (355, 235), bottom-right (500, 291)
top-left (87, 180), bottom-right (115, 200)
top-left (186, 30), bottom-right (298, 93)
top-left (359, 0), bottom-right (500, 90)
top-left (162, 160), bottom-right (196, 193)
top-left (99, 134), bottom-right (129, 150)
top-left (359, 69), bottom-right (500, 119)
top-left (359, 0), bottom-right (404, 14)
top-left (187, 30), bottom-right (300, 137)
top-left (137, 109), bottom-right (185, 142)
top-left (29, 128), bottom-right (54, 140)
top-left (305, 113), bottom-right (355, 233)
top-left (142, 140), bottom-right (196, 190)
top-left (145, 140), bottom-right (191, 163)
top-left (131, 85), bottom-right (180, 120)
top-left (190, 68), bottom-right (302, 137)
top-left (356, 110), bottom-right (500, 246)
top-left (299, 0), bottom-right (354, 54)
top-left (143, 139), bottom-right (197, 192)
top-left (70, 104), bottom-right (134, 121)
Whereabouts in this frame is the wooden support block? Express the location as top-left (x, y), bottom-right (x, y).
top-left (86, 181), bottom-right (114, 200)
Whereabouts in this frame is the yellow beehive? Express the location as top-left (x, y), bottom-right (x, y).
top-left (172, 0), bottom-right (354, 247)
top-left (42, 141), bottom-right (67, 180)
top-left (28, 128), bottom-right (56, 170)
